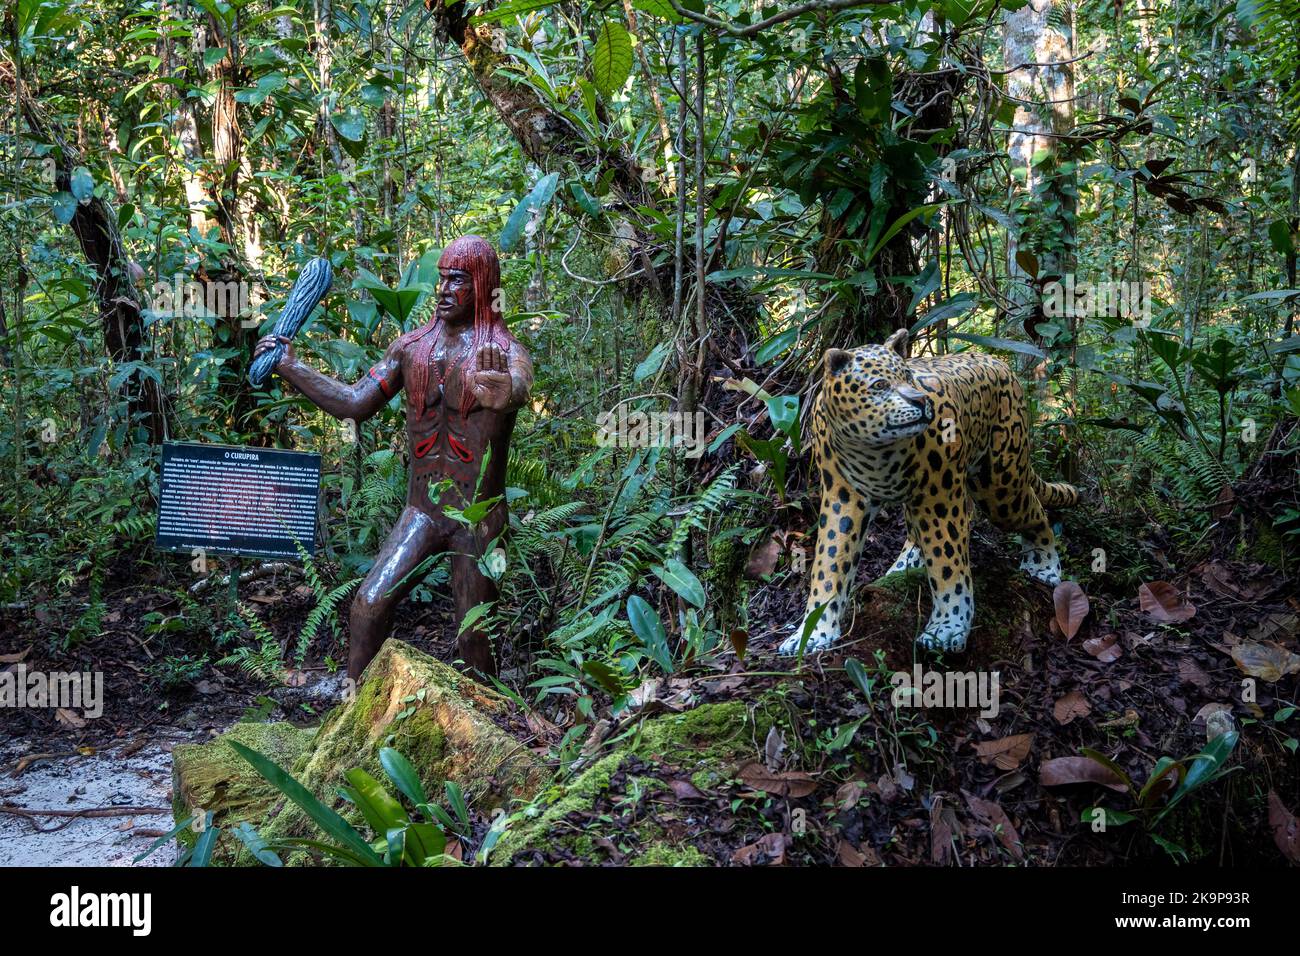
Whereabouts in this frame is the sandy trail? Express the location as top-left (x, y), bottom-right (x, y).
top-left (0, 737), bottom-right (193, 867)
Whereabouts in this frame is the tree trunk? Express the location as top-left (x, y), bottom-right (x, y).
top-left (426, 0), bottom-right (663, 302)
top-left (1004, 0), bottom-right (1077, 339)
top-left (17, 94), bottom-right (169, 444)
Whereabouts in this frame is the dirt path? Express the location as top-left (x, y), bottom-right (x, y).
top-left (0, 735), bottom-right (199, 867)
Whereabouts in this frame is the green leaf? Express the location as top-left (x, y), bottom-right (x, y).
top-left (457, 601), bottom-right (494, 637)
top-left (632, 0), bottom-right (685, 20)
top-left (471, 0), bottom-right (563, 23)
top-left (52, 191), bottom-right (77, 224)
top-left (189, 816), bottom-right (220, 867)
top-left (228, 740), bottom-right (383, 865)
top-left (864, 204), bottom-right (942, 265)
top-left (634, 342), bottom-right (670, 382)
top-left (379, 747), bottom-right (429, 808)
top-left (756, 326), bottom-right (799, 364)
top-left (792, 602), bottom-right (828, 659)
top-left (1080, 807), bottom-right (1137, 828)
top-left (228, 821), bottom-right (283, 866)
top-left (342, 768), bottom-right (409, 839)
top-left (591, 20), bottom-right (633, 99)
top-left (134, 815), bottom-right (196, 863)
top-left (69, 165), bottom-right (95, 202)
top-left (582, 659), bottom-right (627, 695)
top-left (652, 558), bottom-right (706, 608)
top-left (331, 106), bottom-right (367, 142)
top-left (947, 332), bottom-right (1047, 360)
top-left (844, 657), bottom-right (874, 699)
top-left (764, 394), bottom-right (799, 443)
top-left (627, 594), bottom-right (674, 673)
top-left (828, 717), bottom-right (866, 751)
top-left (1166, 730), bottom-right (1238, 810)
top-left (501, 172), bottom-right (560, 252)
top-left (569, 180), bottom-right (602, 216)
top-left (1268, 219), bottom-right (1297, 256)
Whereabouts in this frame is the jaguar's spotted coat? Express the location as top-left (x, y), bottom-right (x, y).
top-left (778, 328), bottom-right (1079, 656)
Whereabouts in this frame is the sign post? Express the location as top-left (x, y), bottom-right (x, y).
top-left (155, 441), bottom-right (322, 563)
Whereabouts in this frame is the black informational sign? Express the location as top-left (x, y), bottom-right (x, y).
top-left (155, 441), bottom-right (321, 559)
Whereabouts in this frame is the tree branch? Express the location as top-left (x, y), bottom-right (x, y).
top-left (666, 0), bottom-right (894, 37)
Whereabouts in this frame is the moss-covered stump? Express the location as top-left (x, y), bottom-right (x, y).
top-left (171, 720), bottom-right (316, 860)
top-left (491, 698), bottom-right (785, 866)
top-left (258, 639), bottom-right (547, 856)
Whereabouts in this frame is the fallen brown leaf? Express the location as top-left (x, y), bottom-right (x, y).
top-left (962, 790), bottom-right (1025, 860)
top-left (1138, 581), bottom-right (1196, 623)
top-left (1053, 582), bottom-right (1090, 640)
top-left (1039, 756), bottom-right (1129, 792)
top-left (55, 708), bottom-right (87, 729)
top-left (1053, 689), bottom-right (1091, 725)
top-left (0, 647), bottom-right (30, 664)
top-left (1177, 658), bottom-right (1212, 691)
top-left (836, 839), bottom-right (879, 866)
top-left (744, 534), bottom-right (782, 578)
top-left (732, 832), bottom-right (786, 866)
top-left (1230, 641), bottom-right (1300, 683)
top-left (1083, 633), bottom-right (1123, 662)
top-left (737, 760), bottom-right (816, 798)
top-left (973, 734), bottom-right (1034, 771)
top-left (668, 778), bottom-right (706, 801)
top-left (1267, 791), bottom-right (1300, 864)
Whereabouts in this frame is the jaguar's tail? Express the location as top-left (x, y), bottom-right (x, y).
top-left (1032, 473), bottom-right (1080, 508)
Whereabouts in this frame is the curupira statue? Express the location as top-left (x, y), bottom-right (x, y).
top-left (254, 235), bottom-right (533, 681)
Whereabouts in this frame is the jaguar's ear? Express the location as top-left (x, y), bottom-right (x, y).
top-left (883, 327), bottom-right (909, 358)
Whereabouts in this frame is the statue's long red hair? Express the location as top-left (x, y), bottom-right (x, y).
top-left (402, 235), bottom-right (516, 419)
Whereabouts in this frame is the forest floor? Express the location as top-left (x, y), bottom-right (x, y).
top-left (2, 502), bottom-right (1298, 866)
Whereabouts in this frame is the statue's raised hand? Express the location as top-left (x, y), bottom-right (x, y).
top-left (471, 342), bottom-right (513, 410)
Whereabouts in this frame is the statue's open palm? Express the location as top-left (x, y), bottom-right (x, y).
top-left (472, 343), bottom-right (512, 410)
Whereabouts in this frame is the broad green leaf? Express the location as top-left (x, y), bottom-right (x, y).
top-left (228, 740), bottom-right (382, 865)
top-left (591, 20), bottom-right (633, 98)
top-left (651, 558), bottom-right (706, 608)
top-left (331, 106), bottom-right (367, 142)
top-left (457, 601), bottom-right (494, 637)
top-left (627, 594), bottom-right (674, 673)
top-left (634, 342), bottom-right (670, 382)
top-left (52, 191), bottom-right (77, 224)
top-left (69, 166), bottom-right (95, 202)
top-left (341, 770), bottom-right (410, 856)
top-left (190, 816), bottom-right (220, 867)
top-left (501, 172), bottom-right (560, 252)
top-left (378, 747), bottom-right (429, 807)
top-left (229, 822), bottom-right (283, 866)
top-left (756, 326), bottom-right (799, 363)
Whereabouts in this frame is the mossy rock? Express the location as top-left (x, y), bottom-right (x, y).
top-left (490, 697), bottom-right (784, 866)
top-left (257, 639), bottom-right (547, 858)
top-left (171, 720), bottom-right (316, 861)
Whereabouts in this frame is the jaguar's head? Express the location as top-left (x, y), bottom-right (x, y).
top-left (822, 328), bottom-right (934, 446)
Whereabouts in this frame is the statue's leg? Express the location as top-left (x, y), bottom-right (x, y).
top-left (449, 508), bottom-right (507, 677)
top-left (349, 506), bottom-right (444, 681)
